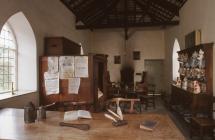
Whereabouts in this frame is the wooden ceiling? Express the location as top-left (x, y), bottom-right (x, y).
top-left (61, 0), bottom-right (187, 39)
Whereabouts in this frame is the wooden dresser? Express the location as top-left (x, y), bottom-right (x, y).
top-left (171, 43), bottom-right (213, 123)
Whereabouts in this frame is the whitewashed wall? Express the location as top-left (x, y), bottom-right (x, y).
top-left (0, 0), bottom-right (91, 107)
top-left (90, 29), bottom-right (165, 83)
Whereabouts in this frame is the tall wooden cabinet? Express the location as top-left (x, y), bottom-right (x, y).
top-left (171, 43), bottom-right (213, 121)
top-left (39, 54), bottom-right (108, 112)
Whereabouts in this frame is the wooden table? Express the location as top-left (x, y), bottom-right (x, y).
top-left (0, 108), bottom-right (185, 140)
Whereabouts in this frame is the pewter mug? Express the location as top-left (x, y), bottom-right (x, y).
top-left (37, 106), bottom-right (46, 121)
top-left (24, 102), bottom-right (37, 123)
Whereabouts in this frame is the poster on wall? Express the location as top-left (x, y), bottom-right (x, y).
top-left (59, 56), bottom-right (75, 79)
top-left (68, 78), bottom-right (81, 94)
top-left (74, 56), bottom-right (88, 78)
top-left (44, 72), bottom-right (59, 95)
top-left (48, 57), bottom-right (59, 73)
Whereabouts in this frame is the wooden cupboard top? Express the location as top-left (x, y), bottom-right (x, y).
top-left (177, 42), bottom-right (213, 54)
top-left (0, 108), bottom-right (185, 140)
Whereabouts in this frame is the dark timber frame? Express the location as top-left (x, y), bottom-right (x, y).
top-left (61, 0), bottom-right (187, 40)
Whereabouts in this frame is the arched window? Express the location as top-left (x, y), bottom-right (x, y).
top-left (0, 12), bottom-right (37, 94)
top-left (0, 23), bottom-right (17, 92)
top-left (172, 39), bottom-right (180, 81)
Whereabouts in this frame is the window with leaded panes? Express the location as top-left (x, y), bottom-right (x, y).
top-left (0, 23), bottom-right (17, 93)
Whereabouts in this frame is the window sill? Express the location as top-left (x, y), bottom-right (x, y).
top-left (0, 90), bottom-right (36, 101)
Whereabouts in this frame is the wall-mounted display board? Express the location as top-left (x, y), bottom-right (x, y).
top-left (39, 54), bottom-right (108, 112)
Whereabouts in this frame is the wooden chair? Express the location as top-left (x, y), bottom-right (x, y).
top-left (106, 98), bottom-right (141, 114)
top-left (138, 84), bottom-right (156, 110)
top-left (190, 97), bottom-right (215, 139)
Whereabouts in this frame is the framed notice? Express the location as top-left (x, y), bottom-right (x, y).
top-left (133, 51), bottom-right (140, 60)
top-left (74, 56), bottom-right (88, 78)
top-left (114, 56), bottom-right (121, 64)
top-left (59, 56), bottom-right (75, 79)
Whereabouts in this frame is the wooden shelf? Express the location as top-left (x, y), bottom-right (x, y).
top-left (177, 43), bottom-right (213, 54)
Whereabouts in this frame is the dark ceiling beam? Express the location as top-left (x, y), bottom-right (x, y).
top-left (124, 0), bottom-right (128, 40)
top-left (150, 7), bottom-right (171, 21)
top-left (75, 0), bottom-right (103, 21)
top-left (109, 11), bottom-right (147, 15)
top-left (60, 0), bottom-right (77, 15)
top-left (137, 0), bottom-right (151, 23)
top-left (72, 0), bottom-right (91, 12)
top-left (169, 0), bottom-right (188, 20)
top-left (76, 21), bottom-right (179, 29)
top-left (134, 2), bottom-right (137, 23)
top-left (135, 0), bottom-right (176, 21)
top-left (135, 0), bottom-right (167, 22)
top-left (67, 0), bottom-right (74, 6)
top-left (143, 0), bottom-right (172, 21)
top-left (60, 0), bottom-right (89, 25)
top-left (87, 0), bottom-right (119, 26)
top-left (180, 0), bottom-right (188, 8)
top-left (151, 0), bottom-right (179, 16)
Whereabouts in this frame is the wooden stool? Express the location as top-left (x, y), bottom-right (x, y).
top-left (106, 98), bottom-right (141, 113)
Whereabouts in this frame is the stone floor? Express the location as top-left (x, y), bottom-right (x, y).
top-left (140, 97), bottom-right (214, 140)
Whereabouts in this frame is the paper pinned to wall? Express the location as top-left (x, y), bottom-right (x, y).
top-left (44, 72), bottom-right (59, 95)
top-left (75, 56), bottom-right (88, 78)
top-left (68, 78), bottom-right (81, 94)
top-left (48, 57), bottom-right (58, 73)
top-left (59, 56), bottom-right (75, 79)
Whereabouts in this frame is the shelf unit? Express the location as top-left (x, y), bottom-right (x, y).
top-left (171, 43), bottom-right (213, 123)
top-left (177, 43), bottom-right (213, 94)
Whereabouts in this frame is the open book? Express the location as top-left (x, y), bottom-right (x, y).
top-left (140, 120), bottom-right (158, 131)
top-left (64, 110), bottom-right (92, 121)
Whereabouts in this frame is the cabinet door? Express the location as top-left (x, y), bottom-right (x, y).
top-left (93, 58), bottom-right (107, 112)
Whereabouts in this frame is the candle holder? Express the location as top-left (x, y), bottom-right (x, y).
top-left (12, 82), bottom-right (15, 95)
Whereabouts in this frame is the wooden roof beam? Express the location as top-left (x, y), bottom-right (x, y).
top-left (85, 0), bottom-right (119, 26)
top-left (135, 0), bottom-right (167, 22)
top-left (151, 0), bottom-right (179, 16)
top-left (76, 21), bottom-right (179, 29)
top-left (124, 0), bottom-right (128, 40)
top-left (73, 0), bottom-right (91, 11)
top-left (75, 0), bottom-right (102, 20)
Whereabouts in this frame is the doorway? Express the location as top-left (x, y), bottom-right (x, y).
top-left (144, 59), bottom-right (164, 94)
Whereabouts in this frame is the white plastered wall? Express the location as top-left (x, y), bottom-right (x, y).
top-left (0, 0), bottom-right (91, 107)
top-left (90, 29), bottom-right (165, 83)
